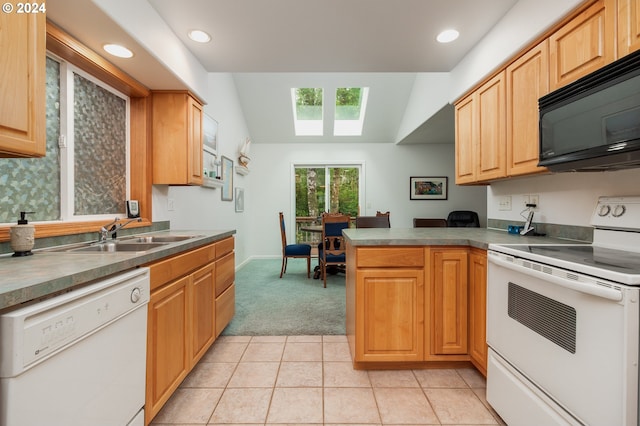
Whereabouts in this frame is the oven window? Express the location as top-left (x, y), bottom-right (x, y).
top-left (508, 282), bottom-right (577, 353)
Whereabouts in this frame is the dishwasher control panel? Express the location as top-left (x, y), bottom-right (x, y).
top-left (0, 268), bottom-right (149, 377)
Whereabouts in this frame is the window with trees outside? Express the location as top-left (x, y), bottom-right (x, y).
top-left (294, 165), bottom-right (361, 245)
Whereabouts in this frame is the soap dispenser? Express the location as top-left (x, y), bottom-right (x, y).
top-left (10, 211), bottom-right (35, 257)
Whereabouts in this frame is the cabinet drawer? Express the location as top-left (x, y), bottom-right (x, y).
top-left (356, 247), bottom-right (424, 268)
top-left (147, 243), bottom-right (216, 291)
top-left (216, 283), bottom-right (235, 337)
top-left (215, 251), bottom-right (235, 297)
top-left (216, 237), bottom-right (234, 258)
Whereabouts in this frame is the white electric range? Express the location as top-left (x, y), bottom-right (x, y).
top-left (487, 196), bottom-right (640, 426)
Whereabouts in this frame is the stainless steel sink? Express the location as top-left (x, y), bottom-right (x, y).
top-left (43, 234), bottom-right (202, 253)
top-left (128, 235), bottom-right (200, 243)
top-left (69, 242), bottom-right (167, 253)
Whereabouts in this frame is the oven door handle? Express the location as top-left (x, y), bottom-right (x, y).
top-left (489, 254), bottom-right (623, 302)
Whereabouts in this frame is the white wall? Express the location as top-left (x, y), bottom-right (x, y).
top-left (246, 142), bottom-right (487, 258)
top-left (488, 169), bottom-right (640, 227)
top-left (152, 73), bottom-right (252, 264)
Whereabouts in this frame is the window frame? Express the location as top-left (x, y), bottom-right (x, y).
top-left (0, 22), bottom-right (151, 243)
top-left (290, 160), bottom-right (366, 242)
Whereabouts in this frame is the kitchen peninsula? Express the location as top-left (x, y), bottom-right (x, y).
top-left (344, 227), bottom-right (578, 375)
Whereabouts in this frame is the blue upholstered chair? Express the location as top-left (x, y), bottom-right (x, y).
top-left (318, 213), bottom-right (350, 288)
top-left (279, 212), bottom-right (312, 278)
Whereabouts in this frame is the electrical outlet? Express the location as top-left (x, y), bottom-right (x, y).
top-left (522, 195), bottom-right (530, 207)
top-left (530, 194), bottom-right (539, 208)
top-left (167, 198), bottom-right (175, 211)
top-left (499, 196), bottom-right (512, 211)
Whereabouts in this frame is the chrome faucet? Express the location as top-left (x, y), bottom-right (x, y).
top-left (99, 217), bottom-right (142, 242)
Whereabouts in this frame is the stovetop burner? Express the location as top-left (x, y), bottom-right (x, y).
top-left (504, 244), bottom-right (640, 275)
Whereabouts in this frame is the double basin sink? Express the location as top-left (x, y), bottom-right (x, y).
top-left (47, 234), bottom-right (202, 254)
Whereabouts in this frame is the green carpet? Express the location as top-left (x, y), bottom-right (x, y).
top-left (221, 258), bottom-right (346, 336)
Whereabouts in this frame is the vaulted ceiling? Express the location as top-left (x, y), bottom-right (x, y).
top-left (47, 0), bottom-right (519, 144)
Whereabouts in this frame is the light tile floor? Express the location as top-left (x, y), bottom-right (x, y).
top-left (151, 335), bottom-right (506, 425)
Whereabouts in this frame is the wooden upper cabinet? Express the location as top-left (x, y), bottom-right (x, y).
top-left (152, 91), bottom-right (204, 185)
top-left (476, 71), bottom-right (507, 182)
top-left (0, 11), bottom-right (46, 157)
top-left (454, 71), bottom-right (506, 184)
top-left (454, 94), bottom-right (476, 184)
top-left (549, 0), bottom-right (616, 91)
top-left (506, 40), bottom-right (549, 177)
top-left (618, 0), bottom-right (640, 56)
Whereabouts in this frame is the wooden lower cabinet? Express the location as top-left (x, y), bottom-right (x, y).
top-left (426, 247), bottom-right (468, 359)
top-left (468, 248), bottom-right (488, 376)
top-left (347, 243), bottom-right (487, 373)
top-left (146, 275), bottom-right (190, 424)
top-left (355, 268), bottom-right (424, 362)
top-left (191, 263), bottom-right (216, 365)
top-left (145, 237), bottom-right (235, 425)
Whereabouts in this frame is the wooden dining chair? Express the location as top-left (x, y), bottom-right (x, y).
top-left (413, 218), bottom-right (448, 227)
top-left (356, 215), bottom-right (390, 228)
top-left (279, 212), bottom-right (312, 278)
top-left (318, 213), bottom-right (350, 288)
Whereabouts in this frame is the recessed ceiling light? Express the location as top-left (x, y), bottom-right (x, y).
top-left (103, 43), bottom-right (133, 58)
top-left (188, 29), bottom-right (211, 43)
top-left (436, 29), bottom-right (459, 43)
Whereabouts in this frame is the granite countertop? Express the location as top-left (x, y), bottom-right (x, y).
top-left (0, 229), bottom-right (235, 312)
top-left (343, 227), bottom-right (584, 249)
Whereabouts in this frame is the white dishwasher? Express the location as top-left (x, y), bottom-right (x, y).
top-left (0, 267), bottom-right (150, 426)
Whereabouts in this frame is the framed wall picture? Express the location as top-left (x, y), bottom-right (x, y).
top-left (235, 187), bottom-right (244, 212)
top-left (410, 176), bottom-right (448, 200)
top-left (221, 155), bottom-right (233, 201)
top-left (203, 114), bottom-right (218, 155)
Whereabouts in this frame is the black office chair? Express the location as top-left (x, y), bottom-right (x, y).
top-left (446, 210), bottom-right (480, 227)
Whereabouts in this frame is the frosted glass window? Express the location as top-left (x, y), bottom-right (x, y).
top-left (73, 74), bottom-right (126, 215)
top-left (0, 56), bottom-right (129, 225)
top-left (0, 57), bottom-right (61, 223)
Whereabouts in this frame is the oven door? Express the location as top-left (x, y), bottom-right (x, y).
top-left (487, 250), bottom-right (639, 426)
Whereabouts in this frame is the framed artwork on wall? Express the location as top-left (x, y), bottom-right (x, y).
top-left (235, 187), bottom-right (244, 212)
top-left (203, 114), bottom-right (218, 155)
top-left (221, 156), bottom-right (233, 201)
top-left (410, 176), bottom-right (448, 200)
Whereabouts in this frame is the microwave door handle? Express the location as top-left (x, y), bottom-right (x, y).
top-left (489, 254), bottom-right (623, 302)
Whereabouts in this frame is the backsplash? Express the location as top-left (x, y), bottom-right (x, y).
top-left (488, 218), bottom-right (593, 242)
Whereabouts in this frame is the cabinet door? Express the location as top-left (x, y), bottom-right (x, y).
top-left (428, 248), bottom-right (468, 356)
top-left (191, 262), bottom-right (216, 365)
top-left (454, 94), bottom-right (477, 184)
top-left (619, 0), bottom-right (640, 56)
top-left (549, 0), bottom-right (616, 90)
top-left (468, 249), bottom-right (488, 376)
top-left (506, 40), bottom-right (549, 177)
top-left (476, 71), bottom-right (506, 181)
top-left (187, 95), bottom-right (204, 185)
top-left (152, 92), bottom-right (203, 185)
top-left (0, 11), bottom-right (45, 157)
top-left (355, 269), bottom-right (424, 362)
top-left (146, 275), bottom-right (190, 424)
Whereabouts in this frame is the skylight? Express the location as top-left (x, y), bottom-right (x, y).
top-left (334, 87), bottom-right (368, 136)
top-left (292, 88), bottom-right (323, 136)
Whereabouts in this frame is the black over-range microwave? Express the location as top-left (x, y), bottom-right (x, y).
top-left (538, 49), bottom-right (640, 172)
